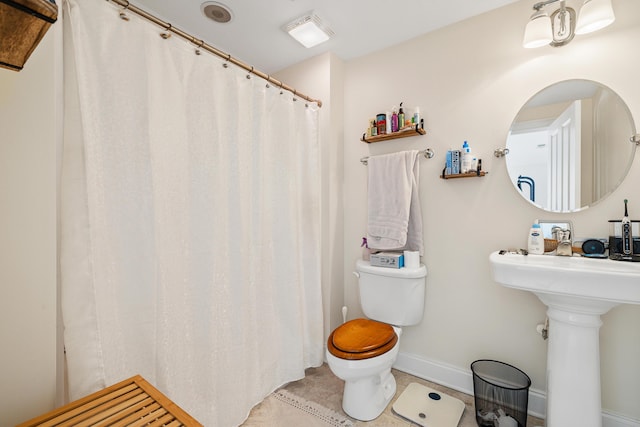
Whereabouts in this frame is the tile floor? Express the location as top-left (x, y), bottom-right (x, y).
top-left (244, 363), bottom-right (544, 427)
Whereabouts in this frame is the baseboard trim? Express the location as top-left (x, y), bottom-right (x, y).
top-left (602, 411), bottom-right (640, 427)
top-left (393, 351), bottom-right (640, 427)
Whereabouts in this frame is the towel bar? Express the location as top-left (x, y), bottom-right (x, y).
top-left (360, 148), bottom-right (434, 165)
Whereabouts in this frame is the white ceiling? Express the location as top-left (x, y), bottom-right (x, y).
top-left (129, 0), bottom-right (521, 74)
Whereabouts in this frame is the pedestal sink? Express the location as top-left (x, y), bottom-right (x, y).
top-left (489, 251), bottom-right (640, 427)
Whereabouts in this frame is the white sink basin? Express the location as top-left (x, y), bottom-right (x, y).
top-left (489, 251), bottom-right (640, 427)
top-left (489, 251), bottom-right (640, 312)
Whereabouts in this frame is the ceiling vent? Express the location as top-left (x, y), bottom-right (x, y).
top-left (283, 12), bottom-right (334, 48)
top-left (201, 2), bottom-right (233, 24)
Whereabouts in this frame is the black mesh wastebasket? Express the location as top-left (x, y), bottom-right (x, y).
top-left (471, 359), bottom-right (531, 427)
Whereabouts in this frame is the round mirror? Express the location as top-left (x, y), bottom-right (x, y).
top-left (506, 80), bottom-right (636, 213)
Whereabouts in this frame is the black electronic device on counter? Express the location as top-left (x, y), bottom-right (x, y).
top-left (608, 236), bottom-right (640, 255)
top-left (608, 201), bottom-right (640, 261)
top-left (581, 239), bottom-right (607, 257)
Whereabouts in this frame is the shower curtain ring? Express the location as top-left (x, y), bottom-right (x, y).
top-left (160, 24), bottom-right (172, 39)
top-left (246, 66), bottom-right (253, 79)
top-left (279, 82), bottom-right (284, 95)
top-left (292, 89), bottom-right (298, 102)
top-left (223, 54), bottom-right (231, 68)
top-left (194, 39), bottom-right (204, 55)
top-left (265, 75), bottom-right (271, 88)
top-left (118, 1), bottom-right (130, 21)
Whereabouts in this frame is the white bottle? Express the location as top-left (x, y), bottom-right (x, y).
top-left (528, 221), bottom-right (544, 255)
top-left (461, 141), bottom-right (472, 173)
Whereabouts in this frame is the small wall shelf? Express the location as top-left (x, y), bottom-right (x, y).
top-left (361, 125), bottom-right (426, 144)
top-left (441, 171), bottom-right (488, 179)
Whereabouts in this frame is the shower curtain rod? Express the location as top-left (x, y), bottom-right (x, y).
top-left (108, 0), bottom-right (323, 107)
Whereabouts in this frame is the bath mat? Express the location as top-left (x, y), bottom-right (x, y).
top-left (392, 382), bottom-right (465, 427)
top-left (242, 389), bottom-right (354, 427)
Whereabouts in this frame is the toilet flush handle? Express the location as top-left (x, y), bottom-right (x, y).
top-left (353, 271), bottom-right (360, 278)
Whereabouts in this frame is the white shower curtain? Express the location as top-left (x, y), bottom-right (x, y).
top-left (60, 0), bottom-right (323, 425)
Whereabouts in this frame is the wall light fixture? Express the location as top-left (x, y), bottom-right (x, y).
top-left (283, 12), bottom-right (334, 48)
top-left (523, 0), bottom-right (615, 48)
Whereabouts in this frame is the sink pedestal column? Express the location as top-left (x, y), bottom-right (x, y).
top-left (489, 251), bottom-right (640, 427)
top-left (544, 304), bottom-right (605, 427)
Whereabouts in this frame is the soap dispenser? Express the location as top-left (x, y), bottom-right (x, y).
top-left (398, 102), bottom-right (405, 129)
top-left (528, 221), bottom-right (544, 255)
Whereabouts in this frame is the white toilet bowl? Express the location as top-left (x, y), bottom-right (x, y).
top-left (326, 323), bottom-right (402, 421)
top-left (327, 260), bottom-right (427, 421)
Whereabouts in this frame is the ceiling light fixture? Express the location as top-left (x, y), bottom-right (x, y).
top-left (283, 12), bottom-right (334, 48)
top-left (523, 0), bottom-right (615, 49)
top-left (201, 1), bottom-right (233, 24)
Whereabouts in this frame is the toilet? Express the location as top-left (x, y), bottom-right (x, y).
top-left (326, 259), bottom-right (427, 421)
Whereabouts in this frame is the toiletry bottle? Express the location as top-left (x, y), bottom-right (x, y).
top-left (413, 107), bottom-right (420, 128)
top-left (398, 102), bottom-right (405, 130)
top-left (377, 113), bottom-right (386, 135)
top-left (528, 221), bottom-right (544, 255)
top-left (385, 111), bottom-right (391, 134)
top-left (461, 141), bottom-right (472, 173)
top-left (622, 199), bottom-right (633, 255)
top-left (391, 108), bottom-right (399, 133)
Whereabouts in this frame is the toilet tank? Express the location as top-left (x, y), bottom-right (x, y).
top-left (355, 259), bottom-right (427, 326)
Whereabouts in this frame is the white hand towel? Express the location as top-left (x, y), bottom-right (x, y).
top-left (367, 150), bottom-right (424, 255)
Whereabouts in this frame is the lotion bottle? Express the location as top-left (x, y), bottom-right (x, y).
top-left (461, 141), bottom-right (472, 173)
top-left (528, 221), bottom-right (544, 255)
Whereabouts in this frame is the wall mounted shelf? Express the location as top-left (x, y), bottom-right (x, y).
top-left (441, 171), bottom-right (488, 179)
top-left (361, 125), bottom-right (425, 144)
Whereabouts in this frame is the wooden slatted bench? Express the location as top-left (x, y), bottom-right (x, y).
top-left (17, 375), bottom-right (203, 427)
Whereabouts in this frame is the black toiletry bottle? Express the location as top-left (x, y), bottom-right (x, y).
top-left (622, 199), bottom-right (633, 255)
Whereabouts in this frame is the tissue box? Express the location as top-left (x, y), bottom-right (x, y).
top-left (370, 252), bottom-right (404, 268)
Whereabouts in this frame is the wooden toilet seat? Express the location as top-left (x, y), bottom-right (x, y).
top-left (327, 318), bottom-right (398, 360)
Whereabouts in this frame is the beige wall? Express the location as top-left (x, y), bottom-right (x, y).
top-left (0, 25), bottom-right (60, 426)
top-left (341, 0), bottom-right (640, 421)
top-left (274, 52), bottom-right (346, 339)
